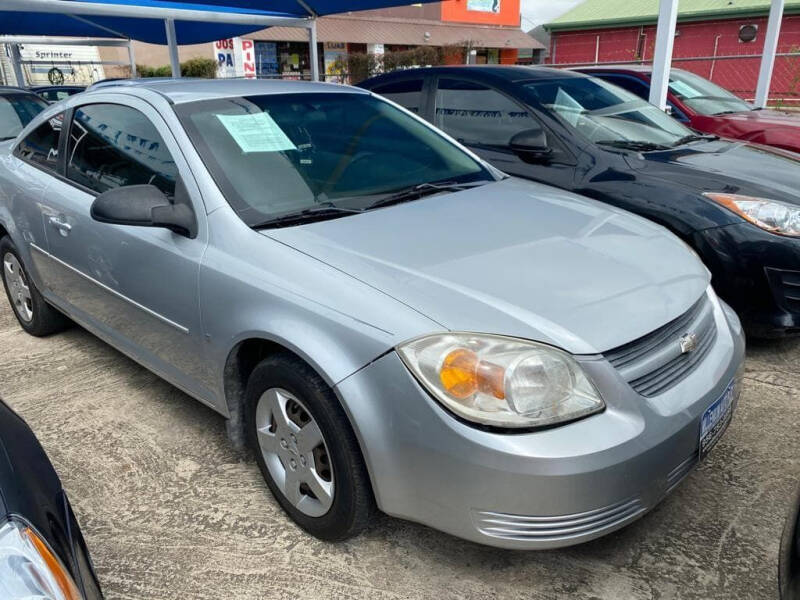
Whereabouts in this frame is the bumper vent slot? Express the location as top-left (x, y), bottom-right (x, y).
top-left (604, 295), bottom-right (717, 397)
top-left (472, 497), bottom-right (644, 542)
top-left (767, 267), bottom-right (800, 313)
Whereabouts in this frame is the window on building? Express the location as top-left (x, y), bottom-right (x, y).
top-left (434, 78), bottom-right (540, 148)
top-left (370, 78), bottom-right (425, 114)
top-left (66, 104), bottom-right (178, 196)
top-left (14, 112), bottom-right (64, 170)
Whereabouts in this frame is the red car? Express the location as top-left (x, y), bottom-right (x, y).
top-left (575, 65), bottom-right (800, 154)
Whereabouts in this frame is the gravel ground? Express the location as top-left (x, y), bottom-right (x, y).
top-left (0, 299), bottom-right (798, 600)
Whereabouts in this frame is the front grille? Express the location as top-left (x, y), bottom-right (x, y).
top-left (766, 267), bottom-right (800, 313)
top-left (604, 295), bottom-right (717, 397)
top-left (472, 497), bottom-right (644, 543)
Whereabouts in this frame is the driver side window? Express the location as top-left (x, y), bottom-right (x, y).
top-left (434, 78), bottom-right (541, 149)
top-left (66, 103), bottom-right (178, 197)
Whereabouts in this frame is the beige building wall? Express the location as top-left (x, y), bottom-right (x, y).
top-left (98, 39), bottom-right (215, 75)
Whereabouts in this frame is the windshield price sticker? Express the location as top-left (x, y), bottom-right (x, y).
top-left (217, 112), bottom-right (297, 153)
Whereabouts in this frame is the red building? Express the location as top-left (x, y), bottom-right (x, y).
top-left (545, 0), bottom-right (800, 104)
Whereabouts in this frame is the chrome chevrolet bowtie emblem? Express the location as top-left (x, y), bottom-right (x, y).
top-left (679, 332), bottom-right (699, 354)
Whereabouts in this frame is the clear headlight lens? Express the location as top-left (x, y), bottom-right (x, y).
top-left (0, 517), bottom-right (82, 600)
top-left (705, 192), bottom-right (800, 237)
top-left (397, 333), bottom-right (604, 428)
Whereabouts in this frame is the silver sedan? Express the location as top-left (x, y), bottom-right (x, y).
top-left (0, 79), bottom-right (744, 548)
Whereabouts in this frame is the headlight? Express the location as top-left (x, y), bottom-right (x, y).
top-left (705, 192), bottom-right (800, 237)
top-left (397, 333), bottom-right (604, 428)
top-left (0, 517), bottom-right (81, 600)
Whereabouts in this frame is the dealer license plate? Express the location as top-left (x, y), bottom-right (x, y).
top-left (699, 380), bottom-right (736, 461)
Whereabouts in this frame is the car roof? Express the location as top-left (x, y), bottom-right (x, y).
top-left (574, 64), bottom-right (654, 74)
top-left (85, 78), bottom-right (369, 104)
top-left (31, 85), bottom-right (85, 91)
top-left (362, 65), bottom-right (590, 84)
top-left (0, 86), bottom-right (37, 95)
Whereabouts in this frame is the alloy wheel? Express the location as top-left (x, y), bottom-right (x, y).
top-left (255, 387), bottom-right (334, 517)
top-left (3, 253), bottom-right (33, 323)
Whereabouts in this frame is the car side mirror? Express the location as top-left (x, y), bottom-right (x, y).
top-left (509, 128), bottom-right (552, 163)
top-left (90, 183), bottom-right (197, 238)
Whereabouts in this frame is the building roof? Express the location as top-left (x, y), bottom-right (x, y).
top-left (546, 0), bottom-right (800, 31)
top-left (249, 14), bottom-right (544, 49)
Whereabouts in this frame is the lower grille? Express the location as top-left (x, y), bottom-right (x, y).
top-left (472, 497), bottom-right (644, 542)
top-left (604, 294), bottom-right (717, 397)
top-left (766, 267), bottom-right (800, 313)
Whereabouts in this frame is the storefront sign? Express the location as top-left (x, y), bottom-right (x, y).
top-left (213, 37), bottom-right (256, 78)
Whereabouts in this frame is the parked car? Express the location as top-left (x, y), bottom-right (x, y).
top-left (781, 481), bottom-right (800, 599)
top-left (574, 65), bottom-right (800, 154)
top-left (0, 396), bottom-right (103, 599)
top-left (360, 66), bottom-right (800, 337)
top-left (0, 79), bottom-right (744, 549)
top-left (0, 86), bottom-right (47, 141)
top-left (32, 85), bottom-right (85, 103)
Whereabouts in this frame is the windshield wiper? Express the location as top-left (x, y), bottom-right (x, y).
top-left (364, 180), bottom-right (489, 211)
top-left (596, 140), bottom-right (671, 151)
top-left (251, 204), bottom-right (362, 230)
top-left (671, 133), bottom-right (718, 147)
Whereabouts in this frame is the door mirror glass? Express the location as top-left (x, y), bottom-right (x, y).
top-left (509, 128), bottom-right (551, 162)
top-left (90, 184), bottom-right (196, 238)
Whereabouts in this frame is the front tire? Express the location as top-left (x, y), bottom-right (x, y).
top-left (246, 353), bottom-right (375, 541)
top-left (0, 236), bottom-right (69, 337)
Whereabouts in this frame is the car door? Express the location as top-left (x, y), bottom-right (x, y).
top-left (35, 97), bottom-right (215, 403)
top-left (430, 76), bottom-right (577, 189)
top-left (5, 110), bottom-right (65, 287)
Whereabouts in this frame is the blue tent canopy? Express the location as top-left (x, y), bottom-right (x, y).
top-left (0, 0), bottom-right (439, 44)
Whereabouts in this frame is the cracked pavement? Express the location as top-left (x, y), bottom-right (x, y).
top-left (0, 300), bottom-right (797, 599)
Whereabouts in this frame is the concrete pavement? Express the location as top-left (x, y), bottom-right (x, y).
top-left (0, 300), bottom-right (797, 600)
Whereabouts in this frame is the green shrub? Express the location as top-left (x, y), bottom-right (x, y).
top-left (180, 57), bottom-right (217, 78)
top-left (136, 58), bottom-right (217, 79)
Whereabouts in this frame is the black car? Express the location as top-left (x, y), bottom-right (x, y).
top-left (0, 397), bottom-right (102, 599)
top-left (360, 66), bottom-right (800, 337)
top-left (782, 482), bottom-right (800, 599)
top-left (0, 86), bottom-right (48, 141)
top-left (31, 85), bottom-right (85, 103)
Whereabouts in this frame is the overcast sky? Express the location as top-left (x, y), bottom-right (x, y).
top-left (519, 0), bottom-right (583, 29)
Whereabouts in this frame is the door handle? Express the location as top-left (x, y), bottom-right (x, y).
top-left (48, 216), bottom-right (72, 236)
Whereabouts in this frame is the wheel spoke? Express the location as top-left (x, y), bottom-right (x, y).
top-left (296, 420), bottom-right (323, 454)
top-left (282, 467), bottom-right (302, 505)
top-left (3, 259), bottom-right (14, 280)
top-left (303, 469), bottom-right (334, 510)
top-left (256, 426), bottom-right (279, 454)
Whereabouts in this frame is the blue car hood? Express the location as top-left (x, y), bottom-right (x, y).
top-left (265, 178), bottom-right (710, 354)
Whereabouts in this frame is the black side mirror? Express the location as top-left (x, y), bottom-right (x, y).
top-left (90, 183), bottom-right (197, 238)
top-left (509, 128), bottom-right (552, 163)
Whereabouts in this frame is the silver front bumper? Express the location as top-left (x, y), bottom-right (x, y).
top-left (334, 297), bottom-right (746, 549)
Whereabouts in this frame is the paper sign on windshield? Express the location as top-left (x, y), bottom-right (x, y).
top-left (217, 112), bottom-right (296, 153)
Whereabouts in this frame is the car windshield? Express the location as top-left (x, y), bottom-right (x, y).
top-left (175, 92), bottom-right (492, 227)
top-left (0, 93), bottom-right (48, 141)
top-left (523, 76), bottom-right (692, 149)
top-left (668, 69), bottom-right (752, 115)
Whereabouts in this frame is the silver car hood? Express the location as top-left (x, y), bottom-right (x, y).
top-left (265, 178), bottom-right (710, 354)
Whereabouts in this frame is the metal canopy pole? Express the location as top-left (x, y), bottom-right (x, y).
top-left (165, 18), bottom-right (180, 77)
top-left (755, 0), bottom-right (785, 108)
top-left (127, 39), bottom-right (137, 78)
top-left (649, 0), bottom-right (679, 110)
top-left (9, 43), bottom-right (25, 87)
top-left (308, 19), bottom-right (319, 81)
